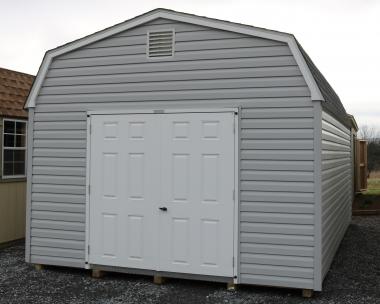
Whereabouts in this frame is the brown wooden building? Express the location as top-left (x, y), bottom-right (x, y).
top-left (0, 67), bottom-right (34, 245)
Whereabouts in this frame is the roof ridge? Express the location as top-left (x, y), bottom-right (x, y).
top-left (0, 67), bottom-right (35, 78)
top-left (46, 8), bottom-right (293, 54)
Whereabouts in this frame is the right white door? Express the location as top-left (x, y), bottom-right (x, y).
top-left (159, 112), bottom-right (236, 277)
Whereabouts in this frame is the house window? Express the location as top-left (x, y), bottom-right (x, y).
top-left (2, 119), bottom-right (27, 178)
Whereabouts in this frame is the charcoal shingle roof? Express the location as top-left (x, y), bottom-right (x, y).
top-left (296, 41), bottom-right (350, 128)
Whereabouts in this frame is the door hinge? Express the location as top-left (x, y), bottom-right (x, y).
top-left (233, 189), bottom-right (235, 201)
top-left (233, 122), bottom-right (235, 134)
top-left (88, 245), bottom-right (90, 255)
top-left (232, 257), bottom-right (235, 267)
top-left (88, 185), bottom-right (90, 195)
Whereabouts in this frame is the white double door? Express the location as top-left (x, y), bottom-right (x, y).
top-left (89, 112), bottom-right (235, 277)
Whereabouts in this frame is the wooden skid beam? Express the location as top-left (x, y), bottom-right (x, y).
top-left (92, 269), bottom-right (105, 278)
top-left (227, 282), bottom-right (237, 291)
top-left (153, 275), bottom-right (166, 285)
top-left (302, 289), bottom-right (313, 298)
top-left (34, 264), bottom-right (43, 271)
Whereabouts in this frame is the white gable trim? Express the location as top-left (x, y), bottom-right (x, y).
top-left (25, 9), bottom-right (324, 108)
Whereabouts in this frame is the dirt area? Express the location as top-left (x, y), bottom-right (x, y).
top-left (0, 216), bottom-right (379, 303)
top-left (353, 171), bottom-right (380, 215)
top-left (365, 173), bottom-right (380, 196)
top-left (353, 194), bottom-right (380, 214)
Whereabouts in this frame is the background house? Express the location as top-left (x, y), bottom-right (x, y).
top-left (0, 67), bottom-right (34, 245)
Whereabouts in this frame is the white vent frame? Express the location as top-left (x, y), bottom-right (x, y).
top-left (147, 29), bottom-right (175, 59)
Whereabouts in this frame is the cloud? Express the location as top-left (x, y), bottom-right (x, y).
top-left (1, 0), bottom-right (378, 127)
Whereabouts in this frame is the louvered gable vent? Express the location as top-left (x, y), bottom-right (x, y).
top-left (147, 30), bottom-right (174, 58)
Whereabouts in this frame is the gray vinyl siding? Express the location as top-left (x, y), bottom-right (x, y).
top-left (320, 111), bottom-right (351, 279)
top-left (30, 18), bottom-right (316, 288)
top-left (240, 107), bottom-right (315, 289)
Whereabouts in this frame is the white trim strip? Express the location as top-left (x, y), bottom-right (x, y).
top-left (87, 107), bottom-right (238, 116)
top-left (233, 110), bottom-right (239, 283)
top-left (25, 109), bottom-right (34, 262)
top-left (85, 115), bottom-right (91, 268)
top-left (313, 102), bottom-right (323, 291)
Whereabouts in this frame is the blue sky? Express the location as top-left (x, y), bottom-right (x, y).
top-left (1, 0), bottom-right (379, 129)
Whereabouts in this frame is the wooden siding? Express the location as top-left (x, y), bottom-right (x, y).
top-left (30, 18), bottom-right (316, 288)
top-left (321, 111), bottom-right (351, 279)
top-left (0, 181), bottom-right (26, 243)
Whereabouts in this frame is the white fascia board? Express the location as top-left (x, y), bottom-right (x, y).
top-left (287, 36), bottom-right (324, 102)
top-left (25, 11), bottom-right (162, 109)
top-left (25, 9), bottom-right (323, 108)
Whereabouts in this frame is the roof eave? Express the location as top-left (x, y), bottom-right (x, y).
top-left (347, 114), bottom-right (359, 131)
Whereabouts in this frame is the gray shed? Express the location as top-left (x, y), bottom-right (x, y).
top-left (25, 9), bottom-right (354, 294)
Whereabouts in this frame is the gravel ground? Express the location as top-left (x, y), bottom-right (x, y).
top-left (0, 216), bottom-right (379, 304)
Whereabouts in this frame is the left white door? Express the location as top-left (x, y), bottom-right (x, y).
top-left (88, 114), bottom-right (160, 269)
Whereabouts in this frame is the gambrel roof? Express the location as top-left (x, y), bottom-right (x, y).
top-left (296, 41), bottom-right (349, 127)
top-left (25, 8), bottom-right (348, 126)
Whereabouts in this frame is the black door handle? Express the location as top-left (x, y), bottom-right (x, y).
top-left (159, 207), bottom-right (167, 211)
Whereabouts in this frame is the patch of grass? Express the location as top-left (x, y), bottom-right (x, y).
top-left (365, 189), bottom-right (380, 195)
top-left (369, 170), bottom-right (380, 178)
top-left (368, 178), bottom-right (380, 188)
top-left (364, 178), bottom-right (380, 195)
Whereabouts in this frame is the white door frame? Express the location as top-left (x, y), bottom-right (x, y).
top-left (85, 108), bottom-right (239, 280)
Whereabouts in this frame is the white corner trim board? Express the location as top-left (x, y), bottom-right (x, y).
top-left (24, 9), bottom-right (324, 109)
